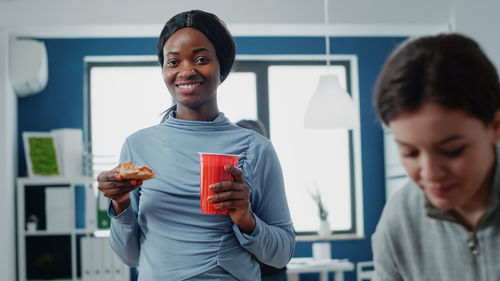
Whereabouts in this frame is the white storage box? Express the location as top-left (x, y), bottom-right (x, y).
top-left (45, 187), bottom-right (74, 231)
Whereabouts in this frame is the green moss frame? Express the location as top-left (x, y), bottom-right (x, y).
top-left (23, 132), bottom-right (61, 177)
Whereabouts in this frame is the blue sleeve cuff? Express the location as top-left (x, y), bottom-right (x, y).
top-left (232, 213), bottom-right (263, 244)
top-left (108, 202), bottom-right (136, 224)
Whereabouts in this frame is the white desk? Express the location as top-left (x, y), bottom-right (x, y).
top-left (287, 258), bottom-right (355, 281)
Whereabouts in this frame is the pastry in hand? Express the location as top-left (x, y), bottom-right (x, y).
top-left (119, 161), bottom-right (155, 180)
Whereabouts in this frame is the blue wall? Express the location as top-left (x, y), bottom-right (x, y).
top-left (18, 35), bottom-right (406, 281)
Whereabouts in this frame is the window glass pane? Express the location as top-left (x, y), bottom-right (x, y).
top-left (217, 72), bottom-right (257, 122)
top-left (90, 65), bottom-right (171, 175)
top-left (268, 65), bottom-right (352, 232)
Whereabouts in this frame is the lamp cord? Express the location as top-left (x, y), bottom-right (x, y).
top-left (324, 0), bottom-right (331, 67)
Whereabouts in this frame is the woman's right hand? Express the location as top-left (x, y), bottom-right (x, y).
top-left (97, 164), bottom-right (142, 215)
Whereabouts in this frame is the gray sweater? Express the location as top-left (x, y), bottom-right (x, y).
top-left (372, 166), bottom-right (500, 281)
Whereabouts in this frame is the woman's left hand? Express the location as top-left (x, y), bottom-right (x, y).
top-left (209, 165), bottom-right (255, 234)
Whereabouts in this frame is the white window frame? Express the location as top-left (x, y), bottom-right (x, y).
top-left (84, 55), bottom-right (364, 240)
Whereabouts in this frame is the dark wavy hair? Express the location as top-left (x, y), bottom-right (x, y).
top-left (374, 33), bottom-right (500, 125)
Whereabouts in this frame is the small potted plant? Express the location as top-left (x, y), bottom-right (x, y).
top-left (26, 214), bottom-right (39, 232)
top-left (309, 187), bottom-right (331, 238)
top-left (309, 187), bottom-right (332, 260)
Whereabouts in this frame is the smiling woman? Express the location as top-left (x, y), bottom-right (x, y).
top-left (96, 10), bottom-right (295, 281)
top-left (372, 33), bottom-right (500, 281)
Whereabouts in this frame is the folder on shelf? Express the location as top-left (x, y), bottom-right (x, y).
top-left (97, 191), bottom-right (111, 229)
top-left (81, 237), bottom-right (93, 281)
top-left (92, 237), bottom-right (104, 281)
top-left (82, 237), bottom-right (106, 281)
top-left (81, 237), bottom-right (131, 281)
top-left (102, 238), bottom-right (113, 280)
top-left (75, 184), bottom-right (86, 229)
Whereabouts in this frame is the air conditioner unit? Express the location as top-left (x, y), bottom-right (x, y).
top-left (9, 38), bottom-right (48, 97)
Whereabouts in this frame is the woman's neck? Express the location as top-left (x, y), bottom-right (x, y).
top-left (175, 105), bottom-right (219, 121)
top-left (454, 158), bottom-right (496, 231)
top-left (454, 202), bottom-right (490, 231)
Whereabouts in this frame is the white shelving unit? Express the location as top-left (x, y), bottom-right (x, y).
top-left (383, 127), bottom-right (409, 201)
top-left (17, 177), bottom-right (96, 281)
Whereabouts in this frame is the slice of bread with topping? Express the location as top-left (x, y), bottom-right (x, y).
top-left (119, 161), bottom-right (155, 180)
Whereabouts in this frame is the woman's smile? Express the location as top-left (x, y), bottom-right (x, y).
top-left (426, 183), bottom-right (458, 198)
top-left (175, 81), bottom-right (203, 94)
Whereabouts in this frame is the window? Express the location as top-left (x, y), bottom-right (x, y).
top-left (86, 56), bottom-right (362, 239)
top-left (268, 65), bottom-right (353, 234)
top-left (233, 59), bottom-right (362, 238)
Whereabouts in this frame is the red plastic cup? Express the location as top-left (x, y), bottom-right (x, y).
top-left (199, 152), bottom-right (239, 215)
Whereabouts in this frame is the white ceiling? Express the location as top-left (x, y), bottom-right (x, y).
top-left (0, 0), bottom-right (453, 37)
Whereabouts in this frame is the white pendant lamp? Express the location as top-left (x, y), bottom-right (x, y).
top-left (304, 74), bottom-right (357, 129)
top-left (304, 0), bottom-right (357, 130)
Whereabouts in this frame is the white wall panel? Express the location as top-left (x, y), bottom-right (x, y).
top-left (0, 28), bottom-right (17, 281)
top-left (455, 0), bottom-right (500, 73)
top-left (0, 0), bottom-right (452, 37)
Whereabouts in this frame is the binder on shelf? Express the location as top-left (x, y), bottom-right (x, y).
top-left (81, 237), bottom-right (93, 281)
top-left (81, 237), bottom-right (130, 281)
top-left (92, 238), bottom-right (104, 281)
top-left (101, 238), bottom-right (113, 280)
top-left (75, 185), bottom-right (86, 229)
top-left (97, 191), bottom-right (111, 229)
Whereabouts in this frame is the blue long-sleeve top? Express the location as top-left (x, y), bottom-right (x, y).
top-left (108, 112), bottom-right (295, 281)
